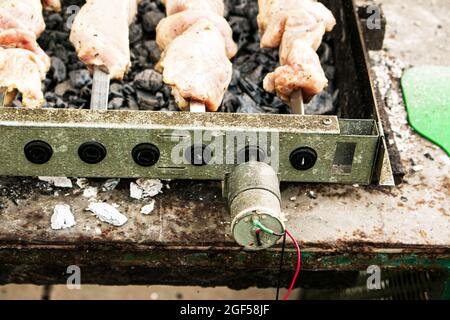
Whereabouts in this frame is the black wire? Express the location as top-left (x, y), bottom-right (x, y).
top-left (276, 232), bottom-right (287, 301)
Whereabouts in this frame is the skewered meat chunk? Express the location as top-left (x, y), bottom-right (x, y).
top-left (0, 48), bottom-right (45, 108)
top-left (70, 0), bottom-right (140, 80)
top-left (157, 0), bottom-right (236, 111)
top-left (162, 0), bottom-right (224, 16)
top-left (258, 0), bottom-right (336, 104)
top-left (0, 0), bottom-right (46, 37)
top-left (42, 0), bottom-right (61, 11)
top-left (0, 29), bottom-right (50, 73)
top-left (157, 19), bottom-right (232, 111)
top-left (156, 10), bottom-right (237, 59)
top-left (0, 0), bottom-right (52, 108)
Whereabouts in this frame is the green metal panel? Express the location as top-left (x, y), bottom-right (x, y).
top-left (0, 108), bottom-right (380, 185)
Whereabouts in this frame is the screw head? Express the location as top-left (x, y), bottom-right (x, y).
top-left (290, 147), bottom-right (318, 171)
top-left (24, 141), bottom-right (53, 165)
top-left (132, 143), bottom-right (160, 167)
top-left (323, 118), bottom-right (333, 126)
top-left (78, 142), bottom-right (107, 164)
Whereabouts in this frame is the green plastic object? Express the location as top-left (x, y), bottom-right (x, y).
top-left (401, 66), bottom-right (450, 156)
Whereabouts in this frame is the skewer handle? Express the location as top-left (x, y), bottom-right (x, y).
top-left (189, 101), bottom-right (206, 113)
top-left (290, 90), bottom-right (305, 115)
top-left (90, 67), bottom-right (110, 111)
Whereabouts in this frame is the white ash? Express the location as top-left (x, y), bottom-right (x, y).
top-left (83, 186), bottom-right (98, 199)
top-left (102, 179), bottom-right (120, 192)
top-left (141, 199), bottom-right (156, 215)
top-left (76, 178), bottom-right (89, 189)
top-left (87, 202), bottom-right (128, 227)
top-left (39, 177), bottom-right (73, 188)
top-left (51, 204), bottom-right (76, 230)
top-left (130, 179), bottom-right (163, 200)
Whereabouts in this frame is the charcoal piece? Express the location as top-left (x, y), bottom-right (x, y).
top-left (142, 11), bottom-right (164, 33)
top-left (136, 89), bottom-right (161, 110)
top-left (46, 13), bottom-right (63, 30)
top-left (230, 69), bottom-right (241, 87)
top-left (108, 97), bottom-right (125, 110)
top-left (146, 40), bottom-right (161, 62)
top-left (126, 96), bottom-right (140, 110)
top-left (50, 57), bottom-right (67, 83)
top-left (123, 84), bottom-right (136, 96)
top-left (236, 94), bottom-right (265, 114)
top-left (134, 69), bottom-right (163, 92)
top-left (53, 43), bottom-right (69, 64)
top-left (54, 80), bottom-right (76, 97)
top-left (69, 70), bottom-right (92, 88)
top-left (110, 83), bottom-right (124, 98)
top-left (305, 91), bottom-right (336, 115)
top-left (222, 91), bottom-right (240, 113)
top-left (238, 77), bottom-right (263, 105)
top-left (130, 23), bottom-right (144, 44)
top-left (80, 85), bottom-right (92, 99)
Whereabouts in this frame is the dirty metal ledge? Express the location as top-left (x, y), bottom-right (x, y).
top-left (0, 107), bottom-right (381, 185)
top-left (0, 243), bottom-right (448, 287)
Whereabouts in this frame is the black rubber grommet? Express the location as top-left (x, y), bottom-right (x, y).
top-left (185, 144), bottom-right (212, 166)
top-left (132, 143), bottom-right (160, 167)
top-left (237, 145), bottom-right (266, 163)
top-left (24, 141), bottom-right (53, 165)
top-left (290, 147), bottom-right (318, 171)
top-left (78, 142), bottom-right (107, 164)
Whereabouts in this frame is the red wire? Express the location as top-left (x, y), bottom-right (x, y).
top-left (282, 229), bottom-right (301, 301)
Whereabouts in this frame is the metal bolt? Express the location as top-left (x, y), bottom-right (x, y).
top-left (323, 118), bottom-right (333, 126)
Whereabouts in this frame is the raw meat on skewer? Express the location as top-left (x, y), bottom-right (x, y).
top-left (156, 0), bottom-right (237, 112)
top-left (0, 0), bottom-right (52, 108)
top-left (257, 0), bottom-right (336, 113)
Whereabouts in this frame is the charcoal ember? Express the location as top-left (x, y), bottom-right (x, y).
top-left (108, 97), bottom-right (125, 110)
top-left (142, 11), bottom-right (164, 33)
top-left (238, 77), bottom-right (264, 105)
top-left (69, 70), bottom-right (92, 88)
top-left (50, 57), bottom-right (67, 83)
top-left (134, 69), bottom-right (163, 92)
top-left (305, 91), bottom-right (336, 115)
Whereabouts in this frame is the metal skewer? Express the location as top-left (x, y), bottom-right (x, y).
top-left (290, 90), bottom-right (305, 115)
top-left (189, 101), bottom-right (206, 113)
top-left (90, 66), bottom-right (110, 111)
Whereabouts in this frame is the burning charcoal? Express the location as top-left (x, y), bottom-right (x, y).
top-left (134, 69), bottom-right (163, 92)
top-left (108, 97), bottom-right (125, 110)
top-left (236, 94), bottom-right (265, 114)
top-left (305, 91), bottom-right (335, 115)
top-left (142, 11), bottom-right (164, 33)
top-left (136, 89), bottom-right (160, 110)
top-left (69, 70), bottom-right (92, 88)
top-left (50, 57), bottom-right (67, 83)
